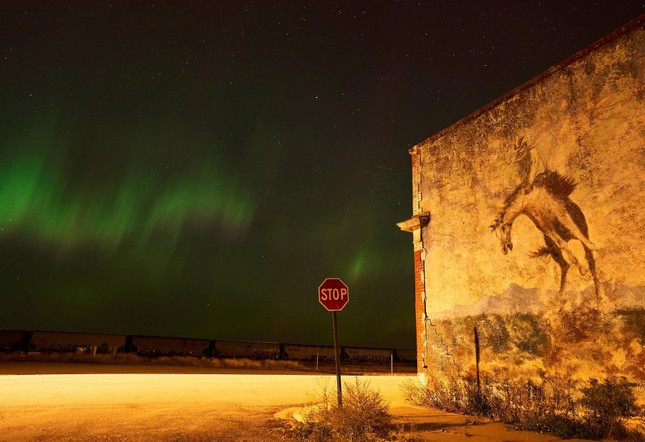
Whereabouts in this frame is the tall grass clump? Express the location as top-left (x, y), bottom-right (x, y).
top-left (293, 377), bottom-right (392, 441)
top-left (402, 374), bottom-right (643, 440)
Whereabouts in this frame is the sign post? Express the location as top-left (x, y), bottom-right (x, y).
top-left (318, 277), bottom-right (349, 409)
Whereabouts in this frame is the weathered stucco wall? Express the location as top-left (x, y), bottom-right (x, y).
top-left (409, 20), bottom-right (644, 396)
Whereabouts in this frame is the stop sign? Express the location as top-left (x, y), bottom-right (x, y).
top-left (318, 278), bottom-right (349, 311)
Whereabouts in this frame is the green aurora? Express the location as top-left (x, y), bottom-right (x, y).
top-left (1, 1), bottom-right (640, 349)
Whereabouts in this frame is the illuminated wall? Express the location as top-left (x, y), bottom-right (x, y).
top-left (400, 19), bottom-right (644, 395)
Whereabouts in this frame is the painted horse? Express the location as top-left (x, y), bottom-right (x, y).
top-left (491, 170), bottom-right (601, 300)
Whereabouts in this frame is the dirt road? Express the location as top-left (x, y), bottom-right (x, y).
top-left (0, 367), bottom-right (579, 441)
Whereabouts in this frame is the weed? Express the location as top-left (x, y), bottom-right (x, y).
top-left (292, 377), bottom-right (392, 441)
top-left (399, 379), bottom-right (433, 407)
top-left (405, 373), bottom-right (643, 440)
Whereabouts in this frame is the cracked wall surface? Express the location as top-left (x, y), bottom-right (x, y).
top-left (406, 18), bottom-right (644, 392)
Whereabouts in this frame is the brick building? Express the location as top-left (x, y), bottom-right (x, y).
top-left (398, 16), bottom-right (644, 397)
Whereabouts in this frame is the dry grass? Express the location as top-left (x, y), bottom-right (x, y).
top-left (0, 351), bottom-right (416, 375)
top-left (290, 377), bottom-right (395, 441)
top-left (401, 375), bottom-right (644, 440)
top-left (0, 351), bottom-right (307, 372)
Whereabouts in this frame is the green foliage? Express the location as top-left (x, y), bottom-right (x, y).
top-left (509, 313), bottom-right (547, 355)
top-left (476, 314), bottom-right (511, 353)
top-left (433, 312), bottom-right (550, 365)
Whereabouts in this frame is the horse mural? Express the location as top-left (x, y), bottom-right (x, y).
top-left (490, 138), bottom-right (601, 300)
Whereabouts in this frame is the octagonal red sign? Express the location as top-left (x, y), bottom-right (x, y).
top-left (318, 278), bottom-right (349, 311)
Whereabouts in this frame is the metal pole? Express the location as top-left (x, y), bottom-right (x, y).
top-left (332, 311), bottom-right (343, 409)
top-left (474, 327), bottom-right (481, 391)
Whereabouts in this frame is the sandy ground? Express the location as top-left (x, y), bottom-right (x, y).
top-left (0, 363), bottom-right (584, 441)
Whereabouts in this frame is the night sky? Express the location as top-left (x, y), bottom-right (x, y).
top-left (1, 1), bottom-right (642, 349)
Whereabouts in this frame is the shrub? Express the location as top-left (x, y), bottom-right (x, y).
top-left (404, 374), bottom-right (643, 440)
top-left (400, 378), bottom-right (433, 407)
top-left (293, 377), bottom-right (392, 441)
top-left (341, 377), bottom-right (392, 438)
top-left (578, 378), bottom-right (640, 440)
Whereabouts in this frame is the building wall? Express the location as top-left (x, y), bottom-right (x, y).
top-left (407, 19), bottom-right (643, 394)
